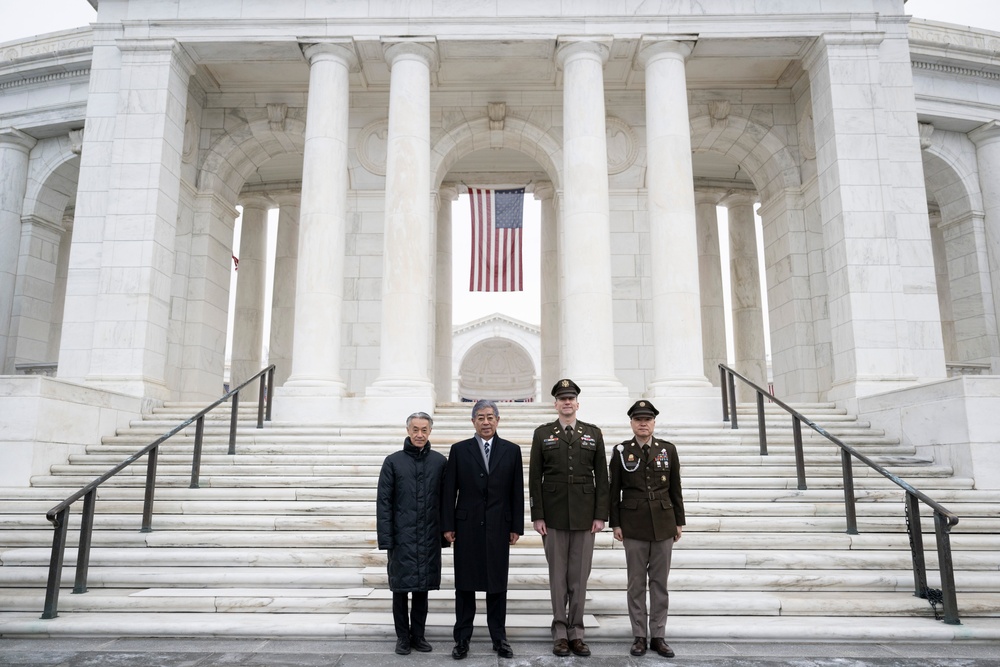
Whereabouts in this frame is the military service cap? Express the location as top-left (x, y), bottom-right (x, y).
top-left (627, 399), bottom-right (659, 418)
top-left (551, 378), bottom-right (581, 398)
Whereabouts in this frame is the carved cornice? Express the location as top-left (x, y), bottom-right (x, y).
top-left (0, 68), bottom-right (90, 91)
top-left (912, 60), bottom-right (1000, 82)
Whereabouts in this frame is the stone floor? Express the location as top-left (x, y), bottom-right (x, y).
top-left (1, 639), bottom-right (999, 666)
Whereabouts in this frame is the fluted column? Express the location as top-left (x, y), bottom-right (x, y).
top-left (638, 37), bottom-right (711, 396)
top-left (696, 189), bottom-right (726, 384)
top-left (723, 191), bottom-right (767, 399)
top-left (536, 181), bottom-right (560, 391)
top-left (968, 120), bottom-right (1000, 373)
top-left (435, 183), bottom-right (458, 400)
top-left (285, 41), bottom-right (356, 391)
top-left (369, 38), bottom-right (438, 398)
top-left (0, 129), bottom-right (36, 373)
top-left (269, 192), bottom-right (300, 387)
top-left (230, 195), bottom-right (271, 387)
top-left (554, 37), bottom-right (626, 398)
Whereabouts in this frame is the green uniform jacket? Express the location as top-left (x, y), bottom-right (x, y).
top-left (528, 419), bottom-right (610, 530)
top-left (609, 437), bottom-right (685, 542)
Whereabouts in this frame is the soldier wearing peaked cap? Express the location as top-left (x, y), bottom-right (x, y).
top-left (609, 399), bottom-right (685, 659)
top-left (528, 379), bottom-right (609, 658)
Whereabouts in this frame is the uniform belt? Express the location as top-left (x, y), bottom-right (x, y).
top-left (545, 474), bottom-right (594, 484)
top-left (622, 490), bottom-right (669, 501)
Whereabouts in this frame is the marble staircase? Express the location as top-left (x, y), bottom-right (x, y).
top-left (1, 401), bottom-right (999, 641)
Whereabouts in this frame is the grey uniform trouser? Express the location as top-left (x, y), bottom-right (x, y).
top-left (623, 536), bottom-right (674, 638)
top-left (542, 527), bottom-right (596, 641)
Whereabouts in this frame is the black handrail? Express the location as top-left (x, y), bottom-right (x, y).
top-left (719, 363), bottom-right (961, 625)
top-left (40, 365), bottom-right (276, 619)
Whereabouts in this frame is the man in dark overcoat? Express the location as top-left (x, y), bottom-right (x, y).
top-left (376, 412), bottom-right (447, 655)
top-left (529, 378), bottom-right (609, 657)
top-left (609, 400), bottom-right (685, 659)
top-left (441, 399), bottom-right (524, 660)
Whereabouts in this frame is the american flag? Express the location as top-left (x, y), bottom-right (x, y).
top-left (469, 187), bottom-right (525, 292)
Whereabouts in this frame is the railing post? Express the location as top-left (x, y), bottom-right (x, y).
top-left (266, 366), bottom-right (275, 422)
top-left (720, 366), bottom-right (729, 422)
top-left (905, 492), bottom-right (928, 598)
top-left (792, 416), bottom-right (806, 490)
top-left (140, 446), bottom-right (159, 533)
top-left (73, 490), bottom-right (97, 593)
top-left (727, 372), bottom-right (739, 430)
top-left (934, 512), bottom-right (961, 625)
top-left (257, 373), bottom-right (266, 429)
top-left (755, 391), bottom-right (768, 455)
top-left (840, 449), bottom-right (858, 535)
top-left (190, 416), bottom-right (205, 489)
top-left (228, 390), bottom-right (240, 455)
top-left (41, 507), bottom-right (70, 619)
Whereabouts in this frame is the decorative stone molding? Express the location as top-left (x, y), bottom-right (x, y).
top-left (968, 120), bottom-right (1000, 147)
top-left (708, 100), bottom-right (731, 128)
top-left (0, 68), bottom-right (90, 91)
top-left (356, 118), bottom-right (389, 176)
top-left (555, 36), bottom-right (612, 69)
top-left (267, 103), bottom-right (288, 132)
top-left (797, 98), bottom-right (816, 161)
top-left (605, 116), bottom-right (638, 175)
top-left (488, 102), bottom-right (506, 131)
top-left (0, 127), bottom-right (37, 152)
top-left (533, 181), bottom-right (555, 201)
top-left (635, 35), bottom-right (696, 69)
top-left (301, 40), bottom-right (360, 71)
top-left (68, 129), bottom-right (84, 155)
top-left (912, 60), bottom-right (1000, 82)
top-left (918, 122), bottom-right (935, 150)
top-left (381, 37), bottom-right (440, 72)
top-left (181, 110), bottom-right (197, 163)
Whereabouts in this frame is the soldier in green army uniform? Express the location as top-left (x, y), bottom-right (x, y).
top-left (528, 379), bottom-right (610, 658)
top-left (609, 399), bottom-right (685, 659)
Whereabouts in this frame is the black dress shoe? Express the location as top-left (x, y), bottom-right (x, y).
top-left (650, 638), bottom-right (675, 658)
top-left (492, 639), bottom-right (514, 658)
top-left (395, 637), bottom-right (411, 655)
top-left (569, 639), bottom-right (591, 657)
top-left (451, 640), bottom-right (469, 660)
top-left (410, 636), bottom-right (432, 652)
top-left (552, 638), bottom-right (570, 657)
top-left (630, 636), bottom-right (647, 656)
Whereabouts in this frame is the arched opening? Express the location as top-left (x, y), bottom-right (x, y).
top-left (458, 337), bottom-right (537, 402)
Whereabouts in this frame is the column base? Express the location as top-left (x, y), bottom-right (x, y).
top-left (644, 380), bottom-right (719, 423)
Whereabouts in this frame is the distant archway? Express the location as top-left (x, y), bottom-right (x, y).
top-left (458, 337), bottom-right (536, 402)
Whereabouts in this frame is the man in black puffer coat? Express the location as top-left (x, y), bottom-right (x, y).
top-left (377, 411), bottom-right (447, 655)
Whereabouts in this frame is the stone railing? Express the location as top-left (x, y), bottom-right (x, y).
top-left (945, 362), bottom-right (992, 377)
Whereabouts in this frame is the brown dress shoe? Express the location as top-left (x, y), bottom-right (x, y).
top-left (569, 639), bottom-right (591, 657)
top-left (630, 636), bottom-right (647, 656)
top-left (552, 638), bottom-right (571, 657)
top-left (650, 638), bottom-right (675, 658)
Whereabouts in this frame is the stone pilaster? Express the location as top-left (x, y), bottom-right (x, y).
top-left (535, 182), bottom-right (560, 391)
top-left (555, 37), bottom-right (627, 401)
top-left (0, 129), bottom-right (36, 373)
top-left (7, 215), bottom-right (64, 371)
top-left (968, 120), bottom-right (1000, 373)
top-left (285, 41), bottom-right (356, 391)
top-left (368, 38), bottom-right (438, 401)
top-left (230, 195), bottom-right (271, 387)
top-left (695, 189), bottom-right (726, 385)
top-left (269, 192), bottom-right (300, 388)
top-left (435, 183), bottom-right (458, 401)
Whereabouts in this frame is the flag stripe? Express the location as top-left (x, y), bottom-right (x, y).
top-left (468, 187), bottom-right (524, 292)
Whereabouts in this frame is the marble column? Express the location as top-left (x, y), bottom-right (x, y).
top-left (269, 193), bottom-right (300, 388)
top-left (230, 196), bottom-right (271, 387)
top-left (928, 209), bottom-right (958, 364)
top-left (0, 129), bottom-right (36, 374)
top-left (434, 183), bottom-right (458, 401)
top-left (368, 39), bottom-right (437, 399)
top-left (536, 182), bottom-right (560, 391)
top-left (7, 215), bottom-right (64, 370)
top-left (285, 41), bottom-right (356, 391)
top-left (723, 191), bottom-right (767, 400)
top-left (48, 215), bottom-right (73, 363)
top-left (637, 37), bottom-right (712, 398)
top-left (968, 120), bottom-right (1000, 374)
top-left (554, 37), bottom-right (626, 399)
top-left (696, 189), bottom-right (726, 385)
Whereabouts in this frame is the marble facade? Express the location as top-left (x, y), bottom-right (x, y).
top-left (2, 1), bottom-right (1000, 485)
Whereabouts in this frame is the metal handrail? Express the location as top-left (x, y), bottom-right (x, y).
top-left (40, 365), bottom-right (276, 619)
top-left (718, 363), bottom-right (961, 625)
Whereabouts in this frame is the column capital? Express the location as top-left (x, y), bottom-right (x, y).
top-left (270, 191), bottom-right (302, 208)
top-left (719, 189), bottom-right (758, 209)
top-left (0, 128), bottom-right (37, 152)
top-left (382, 37), bottom-right (439, 72)
top-left (301, 40), bottom-right (359, 71)
top-left (694, 187), bottom-right (726, 206)
top-left (636, 36), bottom-right (696, 68)
top-left (533, 181), bottom-right (556, 201)
top-left (237, 193), bottom-right (274, 211)
top-left (555, 36), bottom-right (611, 69)
top-left (437, 182), bottom-right (460, 202)
top-left (969, 120), bottom-right (1000, 147)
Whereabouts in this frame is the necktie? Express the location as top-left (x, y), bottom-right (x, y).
top-left (566, 424), bottom-right (573, 436)
top-left (642, 443), bottom-right (650, 459)
top-left (484, 440), bottom-right (491, 462)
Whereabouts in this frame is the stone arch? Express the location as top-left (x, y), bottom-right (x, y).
top-left (22, 135), bottom-right (79, 223)
top-left (430, 115), bottom-right (562, 190)
top-left (921, 137), bottom-right (983, 222)
top-left (197, 115), bottom-right (307, 204)
top-left (689, 114), bottom-right (801, 202)
top-left (457, 337), bottom-right (537, 402)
